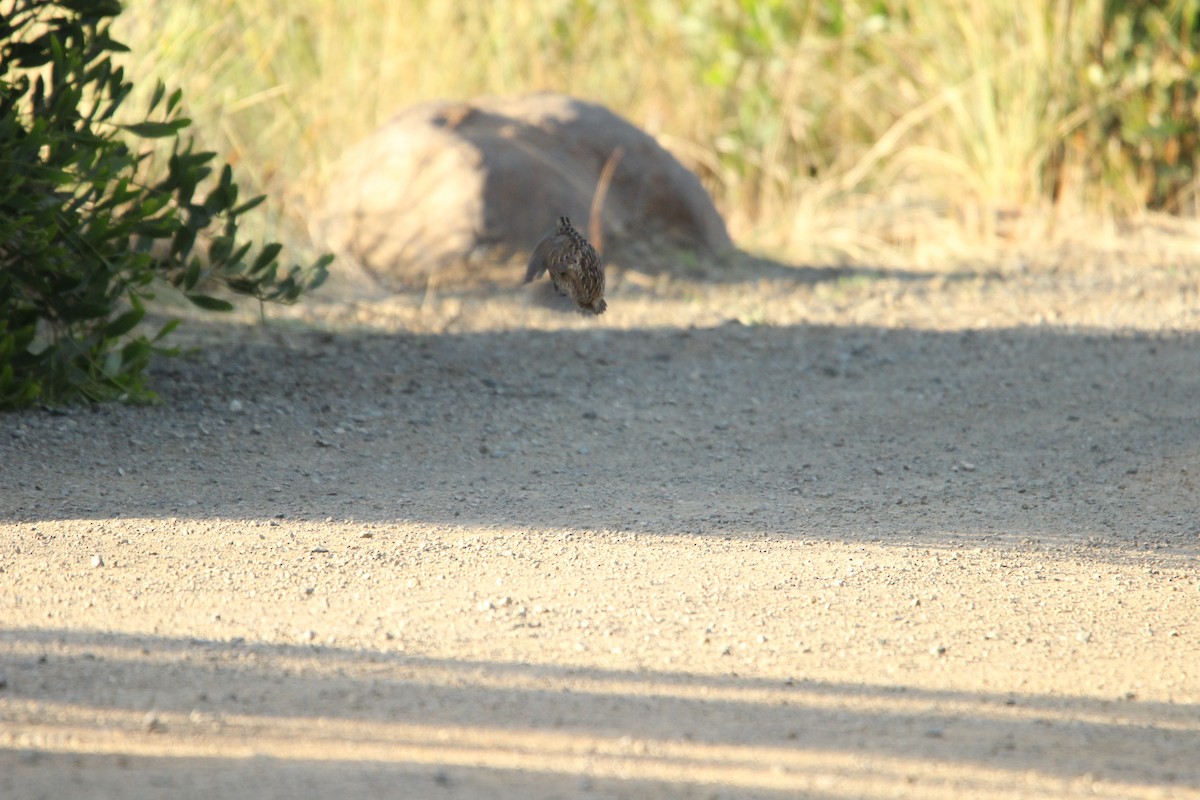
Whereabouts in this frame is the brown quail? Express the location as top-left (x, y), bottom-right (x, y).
top-left (524, 216), bottom-right (607, 315)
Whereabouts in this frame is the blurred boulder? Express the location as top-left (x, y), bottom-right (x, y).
top-left (313, 93), bottom-right (731, 288)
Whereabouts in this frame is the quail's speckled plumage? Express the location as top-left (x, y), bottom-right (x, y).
top-left (524, 216), bottom-right (607, 315)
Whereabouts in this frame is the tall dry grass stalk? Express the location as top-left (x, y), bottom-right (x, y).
top-left (112, 0), bottom-right (1199, 266)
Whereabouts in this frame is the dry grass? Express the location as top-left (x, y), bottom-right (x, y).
top-left (112, 0), bottom-right (1200, 267)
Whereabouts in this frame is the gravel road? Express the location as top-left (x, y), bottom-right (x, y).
top-left (2, 240), bottom-right (1199, 799)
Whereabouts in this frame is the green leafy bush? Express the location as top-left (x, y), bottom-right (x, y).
top-left (1089, 0), bottom-right (1200, 213)
top-left (0, 0), bottom-right (330, 409)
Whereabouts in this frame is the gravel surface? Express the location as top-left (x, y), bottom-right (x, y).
top-left (2, 237), bottom-right (1199, 799)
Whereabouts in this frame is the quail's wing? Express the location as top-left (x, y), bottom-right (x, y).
top-left (579, 240), bottom-right (602, 275)
top-left (524, 234), bottom-right (567, 284)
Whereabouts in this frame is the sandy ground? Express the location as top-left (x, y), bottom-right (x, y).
top-left (2, 234), bottom-right (1200, 799)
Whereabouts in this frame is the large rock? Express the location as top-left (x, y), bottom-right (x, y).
top-left (313, 94), bottom-right (732, 288)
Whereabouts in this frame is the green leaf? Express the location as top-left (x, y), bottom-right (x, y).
top-left (250, 242), bottom-right (283, 274)
top-left (182, 258), bottom-right (202, 290)
top-left (204, 164), bottom-right (235, 212)
top-left (121, 119), bottom-right (190, 138)
top-left (60, 0), bottom-right (123, 18)
top-left (231, 195), bottom-right (267, 215)
top-left (224, 277), bottom-right (260, 296)
top-left (148, 80), bottom-right (166, 114)
top-left (104, 307), bottom-right (144, 338)
top-left (70, 302), bottom-right (116, 320)
top-left (309, 254), bottom-right (334, 290)
top-left (172, 226), bottom-right (197, 259)
top-left (185, 294), bottom-right (234, 312)
top-left (120, 338), bottom-right (152, 368)
top-left (152, 319), bottom-right (181, 342)
top-left (227, 241), bottom-right (253, 267)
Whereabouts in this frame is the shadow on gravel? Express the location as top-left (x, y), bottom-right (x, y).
top-left (2, 317), bottom-right (1198, 555)
top-left (2, 627), bottom-right (1196, 797)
